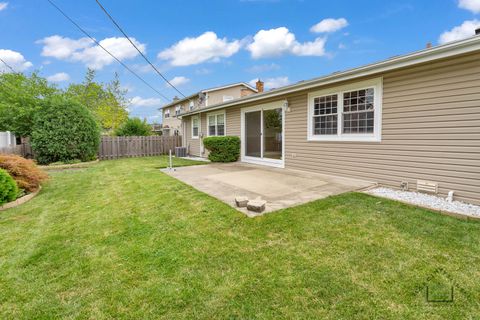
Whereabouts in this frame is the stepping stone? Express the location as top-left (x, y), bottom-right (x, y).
top-left (247, 199), bottom-right (266, 213)
top-left (235, 196), bottom-right (249, 208)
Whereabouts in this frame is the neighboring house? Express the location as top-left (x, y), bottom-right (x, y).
top-left (151, 123), bottom-right (163, 135)
top-left (159, 82), bottom-right (258, 136)
top-left (181, 32), bottom-right (480, 205)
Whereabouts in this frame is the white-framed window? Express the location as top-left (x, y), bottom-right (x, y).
top-left (307, 78), bottom-right (382, 142)
top-left (189, 101), bottom-right (194, 111)
top-left (164, 109), bottom-right (170, 118)
top-left (175, 105), bottom-right (183, 116)
top-left (207, 111), bottom-right (226, 136)
top-left (223, 95), bottom-right (234, 102)
top-left (191, 116), bottom-right (199, 139)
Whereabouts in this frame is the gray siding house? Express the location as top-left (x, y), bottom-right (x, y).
top-left (181, 34), bottom-right (480, 205)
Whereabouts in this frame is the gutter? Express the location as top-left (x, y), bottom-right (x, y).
top-left (181, 34), bottom-right (480, 117)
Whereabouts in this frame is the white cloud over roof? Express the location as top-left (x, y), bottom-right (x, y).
top-left (247, 27), bottom-right (326, 59)
top-left (439, 20), bottom-right (480, 44)
top-left (158, 32), bottom-right (241, 66)
top-left (168, 76), bottom-right (190, 87)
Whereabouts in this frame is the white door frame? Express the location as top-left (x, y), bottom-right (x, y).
top-left (240, 101), bottom-right (285, 168)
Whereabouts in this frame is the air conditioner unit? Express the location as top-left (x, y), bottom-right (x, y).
top-left (175, 147), bottom-right (187, 158)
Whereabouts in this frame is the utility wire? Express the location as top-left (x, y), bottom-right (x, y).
top-left (0, 57), bottom-right (16, 73)
top-left (94, 0), bottom-right (188, 99)
top-left (46, 0), bottom-right (170, 102)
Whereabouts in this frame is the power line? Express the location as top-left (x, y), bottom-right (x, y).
top-left (46, 0), bottom-right (170, 102)
top-left (94, 0), bottom-right (188, 99)
top-left (0, 58), bottom-right (16, 73)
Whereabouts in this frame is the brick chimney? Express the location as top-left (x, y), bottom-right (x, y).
top-left (173, 96), bottom-right (179, 101)
top-left (255, 79), bottom-right (264, 93)
top-left (426, 42), bottom-right (432, 49)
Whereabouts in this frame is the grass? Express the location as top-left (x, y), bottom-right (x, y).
top-left (1, 156), bottom-right (479, 319)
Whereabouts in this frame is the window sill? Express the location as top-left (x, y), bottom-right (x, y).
top-left (307, 134), bottom-right (381, 142)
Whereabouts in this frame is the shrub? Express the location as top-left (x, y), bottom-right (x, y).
top-left (203, 136), bottom-right (240, 162)
top-left (114, 117), bottom-right (151, 136)
top-left (0, 168), bottom-right (18, 205)
top-left (0, 154), bottom-right (48, 192)
top-left (31, 96), bottom-right (100, 165)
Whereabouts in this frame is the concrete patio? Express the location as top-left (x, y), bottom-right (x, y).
top-left (164, 162), bottom-right (375, 216)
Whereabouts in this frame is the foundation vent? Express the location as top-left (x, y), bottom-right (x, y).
top-left (416, 180), bottom-right (438, 194)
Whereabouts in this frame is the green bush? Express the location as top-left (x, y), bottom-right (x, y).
top-left (31, 96), bottom-right (100, 165)
top-left (0, 168), bottom-right (18, 205)
top-left (114, 117), bottom-right (151, 136)
top-left (203, 136), bottom-right (240, 162)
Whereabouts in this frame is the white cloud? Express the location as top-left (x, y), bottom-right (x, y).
top-left (439, 20), bottom-right (480, 44)
top-left (291, 37), bottom-right (327, 56)
top-left (0, 49), bottom-right (33, 73)
top-left (310, 18), bottom-right (349, 33)
top-left (0, 2), bottom-right (8, 11)
top-left (247, 27), bottom-right (327, 59)
top-left (47, 72), bottom-right (70, 82)
top-left (168, 76), bottom-right (190, 87)
top-left (130, 96), bottom-right (162, 107)
top-left (38, 35), bottom-right (146, 69)
top-left (158, 31), bottom-right (241, 66)
top-left (249, 76), bottom-right (290, 90)
top-left (458, 0), bottom-right (480, 13)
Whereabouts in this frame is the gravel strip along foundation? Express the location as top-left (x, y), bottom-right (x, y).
top-left (366, 187), bottom-right (480, 218)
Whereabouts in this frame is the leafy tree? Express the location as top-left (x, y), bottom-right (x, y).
top-left (114, 117), bottom-right (152, 136)
top-left (31, 96), bottom-right (100, 164)
top-left (66, 69), bottom-right (128, 133)
top-left (0, 72), bottom-right (58, 137)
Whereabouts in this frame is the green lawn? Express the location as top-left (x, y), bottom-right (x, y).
top-left (1, 156), bottom-right (479, 319)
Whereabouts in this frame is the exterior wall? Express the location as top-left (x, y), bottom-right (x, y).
top-left (162, 105), bottom-right (182, 136)
top-left (207, 85), bottom-right (255, 106)
top-left (183, 52), bottom-right (480, 204)
top-left (285, 52), bottom-right (480, 205)
top-left (184, 113), bottom-right (197, 156)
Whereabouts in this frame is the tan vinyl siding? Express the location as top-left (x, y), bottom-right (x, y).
top-left (285, 52), bottom-right (480, 205)
top-left (185, 115), bottom-right (200, 156)
top-left (182, 52), bottom-right (480, 204)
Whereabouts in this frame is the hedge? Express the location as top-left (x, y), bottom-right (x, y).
top-left (0, 168), bottom-right (18, 205)
top-left (202, 136), bottom-right (240, 162)
top-left (31, 96), bottom-right (100, 165)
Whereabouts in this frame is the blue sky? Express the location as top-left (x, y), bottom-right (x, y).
top-left (1, 0), bottom-right (479, 123)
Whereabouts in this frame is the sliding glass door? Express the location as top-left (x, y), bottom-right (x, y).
top-left (243, 105), bottom-right (283, 166)
top-left (263, 108), bottom-right (283, 160)
top-left (245, 111), bottom-right (262, 158)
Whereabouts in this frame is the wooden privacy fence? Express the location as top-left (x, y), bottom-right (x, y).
top-left (98, 135), bottom-right (182, 160)
top-left (0, 142), bottom-right (34, 158)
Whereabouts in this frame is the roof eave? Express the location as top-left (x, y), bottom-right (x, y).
top-left (181, 35), bottom-right (480, 117)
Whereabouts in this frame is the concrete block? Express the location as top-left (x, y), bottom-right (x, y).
top-left (235, 196), bottom-right (249, 208)
top-left (247, 199), bottom-right (266, 213)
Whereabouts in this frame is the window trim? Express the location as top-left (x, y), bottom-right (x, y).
top-left (191, 115), bottom-right (200, 139)
top-left (206, 110), bottom-right (227, 137)
top-left (164, 109), bottom-right (170, 118)
top-left (307, 77), bottom-right (383, 142)
top-left (175, 105), bottom-right (181, 117)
